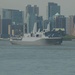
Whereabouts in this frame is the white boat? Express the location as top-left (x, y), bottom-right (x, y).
top-left (10, 31), bottom-right (63, 45)
top-left (10, 22), bottom-right (63, 45)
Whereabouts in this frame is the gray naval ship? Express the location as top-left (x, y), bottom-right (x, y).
top-left (10, 22), bottom-right (63, 45)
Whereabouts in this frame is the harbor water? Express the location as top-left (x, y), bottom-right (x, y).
top-left (0, 40), bottom-right (75, 75)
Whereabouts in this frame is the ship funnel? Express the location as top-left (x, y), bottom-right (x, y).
top-left (33, 22), bottom-right (37, 33)
top-left (47, 22), bottom-right (50, 31)
top-left (38, 29), bottom-right (40, 32)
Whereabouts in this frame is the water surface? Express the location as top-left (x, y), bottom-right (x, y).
top-left (0, 40), bottom-right (75, 75)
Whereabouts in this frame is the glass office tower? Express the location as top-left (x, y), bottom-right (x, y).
top-left (26, 5), bottom-right (39, 33)
top-left (48, 2), bottom-right (60, 20)
top-left (0, 8), bottom-right (24, 38)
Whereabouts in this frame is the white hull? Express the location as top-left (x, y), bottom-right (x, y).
top-left (10, 37), bottom-right (62, 45)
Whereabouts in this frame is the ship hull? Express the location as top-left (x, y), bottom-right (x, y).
top-left (10, 37), bottom-right (63, 45)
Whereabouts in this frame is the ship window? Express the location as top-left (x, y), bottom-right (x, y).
top-left (36, 34), bottom-right (39, 37)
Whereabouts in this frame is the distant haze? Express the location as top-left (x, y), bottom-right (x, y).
top-left (0, 0), bottom-right (75, 19)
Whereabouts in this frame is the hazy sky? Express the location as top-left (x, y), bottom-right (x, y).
top-left (0, 0), bottom-right (75, 19)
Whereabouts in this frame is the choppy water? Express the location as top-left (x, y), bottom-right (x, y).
top-left (0, 40), bottom-right (75, 75)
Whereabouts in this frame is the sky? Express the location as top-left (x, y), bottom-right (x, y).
top-left (0, 0), bottom-right (75, 19)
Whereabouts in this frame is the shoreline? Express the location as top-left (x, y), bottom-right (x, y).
top-left (0, 38), bottom-right (10, 41)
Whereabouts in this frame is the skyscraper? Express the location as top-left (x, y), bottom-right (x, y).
top-left (66, 15), bottom-right (75, 36)
top-left (47, 2), bottom-right (60, 20)
top-left (25, 5), bottom-right (39, 33)
top-left (0, 8), bottom-right (24, 38)
top-left (54, 14), bottom-right (66, 28)
top-left (50, 13), bottom-right (66, 35)
top-left (36, 16), bottom-right (43, 31)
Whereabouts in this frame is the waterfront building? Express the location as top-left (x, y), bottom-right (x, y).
top-left (43, 20), bottom-right (49, 29)
top-left (66, 15), bottom-right (75, 36)
top-left (11, 25), bottom-right (23, 36)
top-left (47, 2), bottom-right (60, 20)
top-left (0, 8), bottom-right (24, 38)
top-left (36, 16), bottom-right (43, 31)
top-left (0, 15), bottom-right (2, 37)
top-left (25, 5), bottom-right (39, 33)
top-left (50, 13), bottom-right (66, 35)
top-left (54, 13), bottom-right (66, 28)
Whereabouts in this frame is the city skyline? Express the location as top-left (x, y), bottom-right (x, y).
top-left (0, 0), bottom-right (75, 19)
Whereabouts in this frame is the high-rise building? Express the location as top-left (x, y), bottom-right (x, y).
top-left (47, 2), bottom-right (60, 20)
top-left (36, 16), bottom-right (43, 31)
top-left (0, 8), bottom-right (24, 38)
top-left (50, 13), bottom-right (66, 35)
top-left (43, 20), bottom-right (49, 29)
top-left (0, 15), bottom-right (2, 37)
top-left (25, 5), bottom-right (39, 33)
top-left (54, 14), bottom-right (66, 28)
top-left (66, 15), bottom-right (75, 36)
